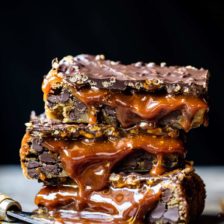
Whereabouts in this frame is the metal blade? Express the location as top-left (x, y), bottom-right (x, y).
top-left (7, 211), bottom-right (52, 224)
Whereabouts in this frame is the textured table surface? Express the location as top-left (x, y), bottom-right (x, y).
top-left (0, 165), bottom-right (224, 223)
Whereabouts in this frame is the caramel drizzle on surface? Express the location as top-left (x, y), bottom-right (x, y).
top-left (73, 88), bottom-right (207, 130)
top-left (41, 135), bottom-right (184, 203)
top-left (20, 133), bottom-right (184, 212)
top-left (35, 184), bottom-right (161, 223)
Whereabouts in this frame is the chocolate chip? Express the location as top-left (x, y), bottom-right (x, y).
top-left (150, 202), bottom-right (166, 220)
top-left (39, 152), bottom-right (57, 164)
top-left (27, 161), bottom-right (40, 169)
top-left (101, 106), bottom-right (118, 125)
top-left (32, 139), bottom-right (43, 152)
top-left (27, 168), bottom-right (39, 179)
top-left (162, 189), bottom-right (172, 203)
top-left (60, 90), bottom-right (70, 102)
top-left (69, 99), bottom-right (87, 121)
top-left (113, 150), bottom-right (154, 173)
top-left (75, 99), bottom-right (87, 113)
top-left (40, 164), bottom-right (60, 175)
top-left (47, 95), bottom-right (60, 103)
top-left (69, 111), bottom-right (76, 120)
top-left (163, 207), bottom-right (179, 222)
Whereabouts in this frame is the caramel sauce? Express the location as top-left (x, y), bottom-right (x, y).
top-left (42, 69), bottom-right (62, 101)
top-left (35, 184), bottom-right (161, 223)
top-left (74, 88), bottom-right (207, 130)
top-left (42, 71), bottom-right (208, 131)
top-left (37, 71), bottom-right (193, 223)
top-left (20, 134), bottom-right (184, 193)
top-left (38, 134), bottom-right (184, 210)
top-left (150, 154), bottom-right (166, 176)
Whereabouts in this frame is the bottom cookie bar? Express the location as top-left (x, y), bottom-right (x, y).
top-left (34, 166), bottom-right (205, 224)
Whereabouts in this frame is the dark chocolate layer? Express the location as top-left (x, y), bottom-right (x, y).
top-left (55, 54), bottom-right (209, 96)
top-left (27, 112), bottom-right (179, 139)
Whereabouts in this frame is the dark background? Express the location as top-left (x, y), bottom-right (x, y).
top-left (0, 0), bottom-right (223, 165)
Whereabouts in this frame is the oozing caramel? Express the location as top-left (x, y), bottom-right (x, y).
top-left (42, 70), bottom-right (208, 131)
top-left (35, 183), bottom-right (161, 223)
top-left (42, 69), bottom-right (62, 101)
top-left (73, 88), bottom-right (208, 130)
top-left (20, 133), bottom-right (184, 214)
top-left (36, 69), bottom-right (198, 223)
top-left (42, 135), bottom-right (184, 201)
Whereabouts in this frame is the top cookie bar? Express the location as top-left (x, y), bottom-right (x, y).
top-left (55, 54), bottom-right (209, 96)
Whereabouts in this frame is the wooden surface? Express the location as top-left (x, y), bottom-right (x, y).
top-left (0, 165), bottom-right (224, 223)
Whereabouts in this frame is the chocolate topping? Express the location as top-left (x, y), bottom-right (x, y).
top-left (55, 54), bottom-right (209, 96)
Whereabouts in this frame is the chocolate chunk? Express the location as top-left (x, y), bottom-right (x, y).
top-left (27, 168), bottom-right (39, 179)
top-left (163, 207), bottom-right (179, 222)
top-left (74, 98), bottom-right (87, 113)
top-left (101, 106), bottom-right (118, 125)
top-left (69, 111), bottom-right (75, 120)
top-left (32, 139), bottom-right (43, 152)
top-left (69, 98), bottom-right (88, 121)
top-left (40, 164), bottom-right (60, 175)
top-left (27, 161), bottom-right (40, 169)
top-left (47, 95), bottom-right (60, 104)
top-left (47, 90), bottom-right (70, 105)
top-left (113, 150), bottom-right (154, 173)
top-left (150, 202), bottom-right (166, 220)
top-left (60, 90), bottom-right (70, 102)
top-left (39, 152), bottom-right (57, 164)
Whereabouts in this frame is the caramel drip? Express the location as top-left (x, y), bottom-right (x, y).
top-left (73, 88), bottom-right (208, 130)
top-left (42, 69), bottom-right (62, 101)
top-left (35, 184), bottom-right (161, 223)
top-left (38, 69), bottom-right (192, 223)
top-left (41, 135), bottom-right (184, 206)
top-left (150, 153), bottom-right (166, 176)
top-left (35, 185), bottom-right (78, 210)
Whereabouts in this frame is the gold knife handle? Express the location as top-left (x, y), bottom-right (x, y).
top-left (0, 193), bottom-right (22, 222)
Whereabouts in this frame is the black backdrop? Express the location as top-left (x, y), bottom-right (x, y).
top-left (0, 0), bottom-right (223, 165)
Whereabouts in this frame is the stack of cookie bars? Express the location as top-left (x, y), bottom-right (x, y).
top-left (20, 54), bottom-right (209, 223)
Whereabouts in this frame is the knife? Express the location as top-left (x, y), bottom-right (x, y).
top-left (0, 193), bottom-right (51, 224)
